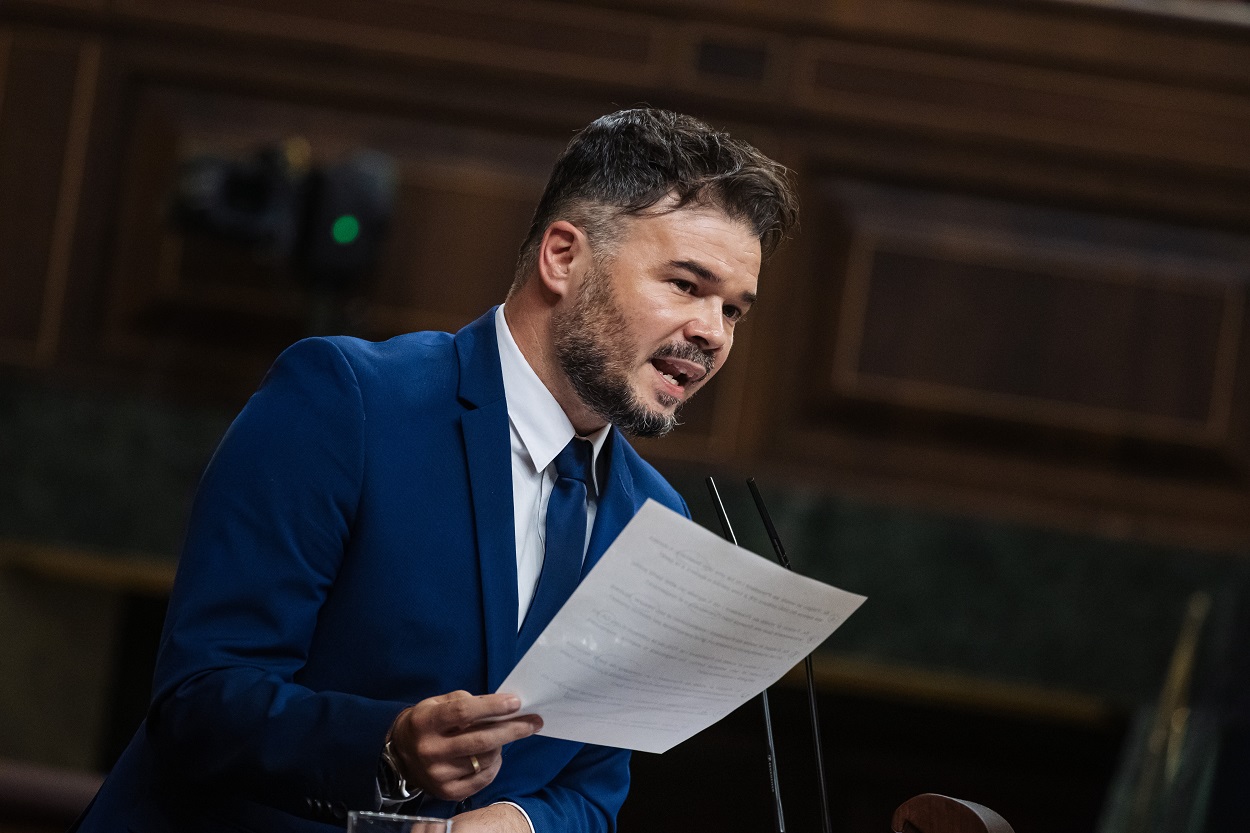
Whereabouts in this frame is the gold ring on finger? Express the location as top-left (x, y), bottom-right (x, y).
top-left (469, 754), bottom-right (481, 775)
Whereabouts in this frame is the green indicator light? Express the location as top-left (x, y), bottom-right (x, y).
top-left (331, 214), bottom-right (360, 245)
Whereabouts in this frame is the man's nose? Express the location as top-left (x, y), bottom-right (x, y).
top-left (683, 300), bottom-right (727, 351)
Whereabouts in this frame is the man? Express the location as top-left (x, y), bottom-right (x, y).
top-left (73, 107), bottom-right (797, 833)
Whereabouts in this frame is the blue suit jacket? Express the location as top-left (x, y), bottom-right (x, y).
top-left (74, 308), bottom-right (690, 833)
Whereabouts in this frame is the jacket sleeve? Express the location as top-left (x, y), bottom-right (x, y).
top-left (147, 337), bottom-right (408, 818)
top-left (505, 744), bottom-right (631, 833)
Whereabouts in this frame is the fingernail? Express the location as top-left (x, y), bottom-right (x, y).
top-left (505, 695), bottom-right (521, 710)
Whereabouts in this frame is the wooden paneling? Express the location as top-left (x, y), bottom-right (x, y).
top-left (726, 0), bottom-right (1250, 89)
top-left (666, 23), bottom-right (796, 105)
top-left (363, 160), bottom-right (545, 334)
top-left (0, 30), bottom-right (96, 368)
top-left (3, 0), bottom-right (1250, 546)
top-left (793, 38), bottom-right (1250, 173)
top-left (750, 177), bottom-right (1250, 546)
top-left (848, 248), bottom-right (1237, 435)
top-left (112, 0), bottom-right (662, 87)
top-left (819, 181), bottom-right (1248, 447)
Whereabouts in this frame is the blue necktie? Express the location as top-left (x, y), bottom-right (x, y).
top-left (517, 437), bottom-right (596, 657)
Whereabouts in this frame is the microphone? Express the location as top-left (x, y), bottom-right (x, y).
top-left (748, 478), bottom-right (835, 833)
top-left (706, 476), bottom-right (786, 833)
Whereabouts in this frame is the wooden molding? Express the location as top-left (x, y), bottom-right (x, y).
top-left (112, 0), bottom-right (663, 87)
top-left (0, 539), bottom-right (176, 596)
top-left (787, 652), bottom-right (1117, 725)
top-left (37, 38), bottom-right (99, 367)
top-left (0, 30), bottom-right (89, 367)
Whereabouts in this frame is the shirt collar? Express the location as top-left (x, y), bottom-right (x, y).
top-left (495, 305), bottom-right (609, 491)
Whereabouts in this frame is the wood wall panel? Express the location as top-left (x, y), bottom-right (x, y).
top-left (0, 30), bottom-right (95, 368)
top-left (749, 0), bottom-right (1250, 89)
top-left (667, 23), bottom-right (795, 104)
top-left (813, 181), bottom-right (1250, 450)
top-left (363, 161), bottom-right (544, 336)
top-left (3, 0), bottom-right (1250, 546)
top-left (753, 176), bottom-right (1250, 547)
top-left (111, 0), bottom-right (662, 87)
top-left (794, 39), bottom-right (1250, 173)
top-left (848, 248), bottom-right (1237, 435)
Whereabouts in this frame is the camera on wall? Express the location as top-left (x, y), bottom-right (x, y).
top-left (171, 138), bottom-right (397, 293)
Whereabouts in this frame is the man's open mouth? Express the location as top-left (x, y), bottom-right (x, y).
top-left (651, 356), bottom-right (709, 389)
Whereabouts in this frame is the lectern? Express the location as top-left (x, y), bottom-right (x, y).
top-left (892, 794), bottom-right (1014, 833)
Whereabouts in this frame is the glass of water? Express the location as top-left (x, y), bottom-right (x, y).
top-left (347, 811), bottom-right (453, 832)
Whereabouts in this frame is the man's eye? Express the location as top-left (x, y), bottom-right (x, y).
top-left (672, 279), bottom-right (696, 293)
top-left (724, 306), bottom-right (743, 322)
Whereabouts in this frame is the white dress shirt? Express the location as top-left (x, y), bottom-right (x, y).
top-left (488, 306), bottom-right (610, 831)
top-left (494, 305), bottom-right (609, 628)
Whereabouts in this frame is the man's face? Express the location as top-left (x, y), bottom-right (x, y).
top-left (553, 205), bottom-right (761, 437)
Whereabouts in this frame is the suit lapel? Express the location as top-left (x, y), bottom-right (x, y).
top-left (454, 310), bottom-right (649, 687)
top-left (456, 308), bottom-right (518, 691)
top-left (584, 428), bottom-right (642, 577)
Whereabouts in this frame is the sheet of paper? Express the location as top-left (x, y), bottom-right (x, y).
top-left (497, 499), bottom-right (866, 754)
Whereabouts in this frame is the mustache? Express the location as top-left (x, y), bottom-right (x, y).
top-left (650, 341), bottom-right (715, 375)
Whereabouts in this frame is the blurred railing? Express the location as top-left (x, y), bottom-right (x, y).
top-left (1097, 585), bottom-right (1250, 833)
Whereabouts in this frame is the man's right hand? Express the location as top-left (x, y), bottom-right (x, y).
top-left (387, 691), bottom-right (542, 802)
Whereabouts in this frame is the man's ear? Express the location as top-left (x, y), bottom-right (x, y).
top-left (536, 220), bottom-right (591, 299)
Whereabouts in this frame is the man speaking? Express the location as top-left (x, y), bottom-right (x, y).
top-left (73, 108), bottom-right (798, 833)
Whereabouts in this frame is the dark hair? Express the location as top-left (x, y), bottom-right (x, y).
top-left (512, 108), bottom-right (798, 288)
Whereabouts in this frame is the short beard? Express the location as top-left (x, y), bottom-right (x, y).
top-left (553, 263), bottom-right (696, 438)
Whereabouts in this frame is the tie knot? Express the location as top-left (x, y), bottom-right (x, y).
top-left (554, 437), bottom-right (596, 497)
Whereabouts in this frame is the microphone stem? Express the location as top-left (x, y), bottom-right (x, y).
top-left (804, 654), bottom-right (833, 833)
top-left (761, 688), bottom-right (786, 833)
top-left (706, 477), bottom-right (786, 833)
top-left (749, 478), bottom-right (835, 833)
